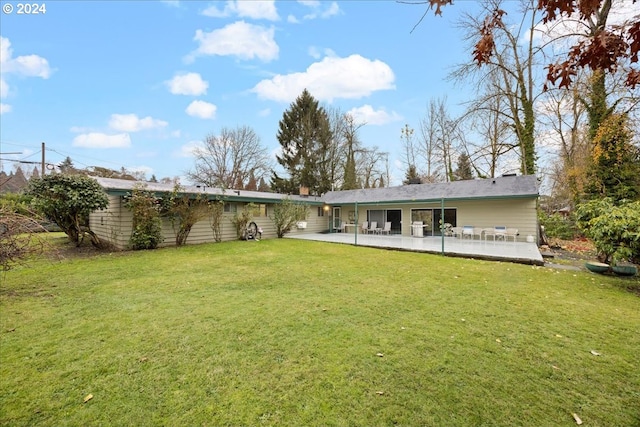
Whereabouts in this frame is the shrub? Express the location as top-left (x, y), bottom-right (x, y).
top-left (538, 212), bottom-right (578, 240)
top-left (576, 198), bottom-right (640, 264)
top-left (124, 185), bottom-right (163, 250)
top-left (270, 198), bottom-right (308, 238)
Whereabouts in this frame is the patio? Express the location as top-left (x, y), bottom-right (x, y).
top-left (286, 232), bottom-right (544, 265)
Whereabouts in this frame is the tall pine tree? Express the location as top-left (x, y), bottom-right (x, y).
top-left (272, 89), bottom-right (332, 195)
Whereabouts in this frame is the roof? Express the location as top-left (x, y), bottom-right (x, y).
top-left (323, 175), bottom-right (539, 205)
top-left (92, 177), bottom-right (324, 205)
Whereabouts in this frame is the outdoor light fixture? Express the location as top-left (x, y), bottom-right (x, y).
top-left (323, 205), bottom-right (330, 211)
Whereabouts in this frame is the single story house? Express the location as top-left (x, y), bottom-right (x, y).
top-left (89, 174), bottom-right (539, 249)
top-left (89, 177), bottom-right (327, 249)
top-left (322, 174), bottom-right (539, 242)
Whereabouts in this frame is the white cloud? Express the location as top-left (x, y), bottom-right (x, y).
top-left (177, 140), bottom-right (204, 157)
top-left (0, 103), bottom-right (12, 114)
top-left (108, 113), bottom-right (168, 132)
top-left (72, 133), bottom-right (131, 148)
top-left (186, 100), bottom-right (217, 119)
top-left (187, 21), bottom-right (278, 62)
top-left (347, 105), bottom-right (402, 125)
top-left (201, 0), bottom-right (278, 20)
top-left (295, 0), bottom-right (341, 21)
top-left (166, 72), bottom-right (209, 96)
top-left (287, 14), bottom-right (300, 24)
top-left (0, 36), bottom-right (51, 78)
top-left (252, 54), bottom-right (395, 102)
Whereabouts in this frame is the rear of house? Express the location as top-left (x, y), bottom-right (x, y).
top-left (323, 175), bottom-right (539, 242)
top-left (89, 177), bottom-right (328, 249)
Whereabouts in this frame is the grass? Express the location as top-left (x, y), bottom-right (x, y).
top-left (1, 234), bottom-right (639, 426)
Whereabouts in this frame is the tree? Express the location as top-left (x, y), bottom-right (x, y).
top-left (341, 114), bottom-right (363, 190)
top-left (419, 0), bottom-right (639, 88)
top-left (188, 126), bottom-right (272, 189)
top-left (28, 174), bottom-right (109, 247)
top-left (449, 0), bottom-right (539, 175)
top-left (58, 156), bottom-right (77, 174)
top-left (159, 184), bottom-right (211, 246)
top-left (270, 198), bottom-right (309, 238)
top-left (453, 153), bottom-right (474, 180)
top-left (403, 164), bottom-right (421, 185)
top-left (585, 112), bottom-right (640, 201)
top-left (273, 89), bottom-right (333, 195)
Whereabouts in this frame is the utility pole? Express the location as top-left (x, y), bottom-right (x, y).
top-left (41, 142), bottom-right (45, 176)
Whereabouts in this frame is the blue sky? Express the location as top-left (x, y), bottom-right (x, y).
top-left (2, 0), bottom-right (486, 185)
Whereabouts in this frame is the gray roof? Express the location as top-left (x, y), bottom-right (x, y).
top-left (92, 177), bottom-right (324, 204)
top-left (323, 175), bottom-right (539, 205)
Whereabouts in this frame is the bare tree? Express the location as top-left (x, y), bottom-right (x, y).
top-left (188, 126), bottom-right (272, 189)
top-left (418, 100), bottom-right (446, 182)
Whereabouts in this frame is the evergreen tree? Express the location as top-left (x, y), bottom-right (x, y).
top-left (246, 170), bottom-right (258, 191)
top-left (258, 177), bottom-right (270, 192)
top-left (452, 153), bottom-right (474, 181)
top-left (149, 174), bottom-right (158, 183)
top-left (585, 113), bottom-right (640, 202)
top-left (58, 156), bottom-right (76, 174)
top-left (341, 148), bottom-right (357, 190)
top-left (273, 89), bottom-right (332, 195)
top-left (403, 165), bottom-right (420, 185)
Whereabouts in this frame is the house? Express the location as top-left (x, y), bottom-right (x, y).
top-left (90, 174), bottom-right (540, 249)
top-left (322, 174), bottom-right (540, 242)
top-left (89, 177), bottom-right (327, 249)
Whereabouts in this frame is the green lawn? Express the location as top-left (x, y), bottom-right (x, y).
top-left (1, 236), bottom-right (639, 426)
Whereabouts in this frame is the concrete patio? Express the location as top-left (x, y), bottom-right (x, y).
top-left (286, 232), bottom-right (544, 265)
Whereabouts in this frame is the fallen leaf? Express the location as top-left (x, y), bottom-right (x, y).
top-left (83, 394), bottom-right (93, 403)
top-left (461, 318), bottom-right (466, 322)
top-left (552, 365), bottom-right (560, 370)
top-left (376, 391), bottom-right (384, 395)
top-left (572, 412), bottom-right (583, 425)
top-left (590, 350), bottom-right (601, 356)
top-left (555, 334), bottom-right (562, 338)
top-left (496, 338), bottom-right (502, 343)
top-left (376, 353), bottom-right (384, 357)
top-left (139, 357), bottom-right (148, 363)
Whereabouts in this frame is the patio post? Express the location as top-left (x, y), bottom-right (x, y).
top-left (354, 201), bottom-right (358, 246)
top-left (441, 196), bottom-right (445, 255)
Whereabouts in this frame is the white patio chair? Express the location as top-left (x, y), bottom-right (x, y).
top-left (368, 221), bottom-right (378, 234)
top-left (361, 221), bottom-right (368, 234)
top-left (380, 222), bottom-right (392, 235)
top-left (505, 228), bottom-right (518, 242)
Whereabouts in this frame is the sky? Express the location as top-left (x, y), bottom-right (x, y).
top-left (1, 0), bottom-right (487, 185)
top-left (1, 0), bottom-right (634, 187)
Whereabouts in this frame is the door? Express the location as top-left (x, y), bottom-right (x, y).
top-left (333, 207), bottom-right (341, 230)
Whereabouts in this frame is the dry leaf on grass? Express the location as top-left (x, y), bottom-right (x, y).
top-left (376, 391), bottom-right (385, 395)
top-left (376, 353), bottom-right (384, 357)
top-left (590, 350), bottom-right (601, 356)
top-left (83, 394), bottom-right (93, 403)
top-left (496, 338), bottom-right (502, 343)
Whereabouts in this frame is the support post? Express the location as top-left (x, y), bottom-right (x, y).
top-left (441, 196), bottom-right (445, 255)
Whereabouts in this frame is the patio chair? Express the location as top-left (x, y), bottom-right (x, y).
top-left (361, 221), bottom-right (368, 234)
top-left (462, 225), bottom-right (474, 239)
top-left (505, 228), bottom-right (518, 242)
top-left (380, 222), bottom-right (392, 235)
top-left (451, 226), bottom-right (462, 238)
top-left (368, 221), bottom-right (378, 234)
top-left (335, 220), bottom-right (345, 233)
top-left (473, 227), bottom-right (484, 240)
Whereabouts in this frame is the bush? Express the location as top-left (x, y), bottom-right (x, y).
top-left (270, 198), bottom-right (308, 238)
top-left (576, 198), bottom-right (640, 264)
top-left (124, 185), bottom-right (163, 250)
top-left (538, 212), bottom-right (578, 240)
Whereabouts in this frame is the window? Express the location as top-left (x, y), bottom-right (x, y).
top-left (318, 206), bottom-right (324, 217)
top-left (251, 203), bottom-right (267, 217)
top-left (224, 203), bottom-right (237, 213)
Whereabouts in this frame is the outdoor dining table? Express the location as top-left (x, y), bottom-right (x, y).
top-left (343, 224), bottom-right (358, 233)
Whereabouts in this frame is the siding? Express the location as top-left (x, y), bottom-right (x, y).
top-left (89, 196), bottom-right (329, 249)
top-left (331, 197), bottom-right (538, 242)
